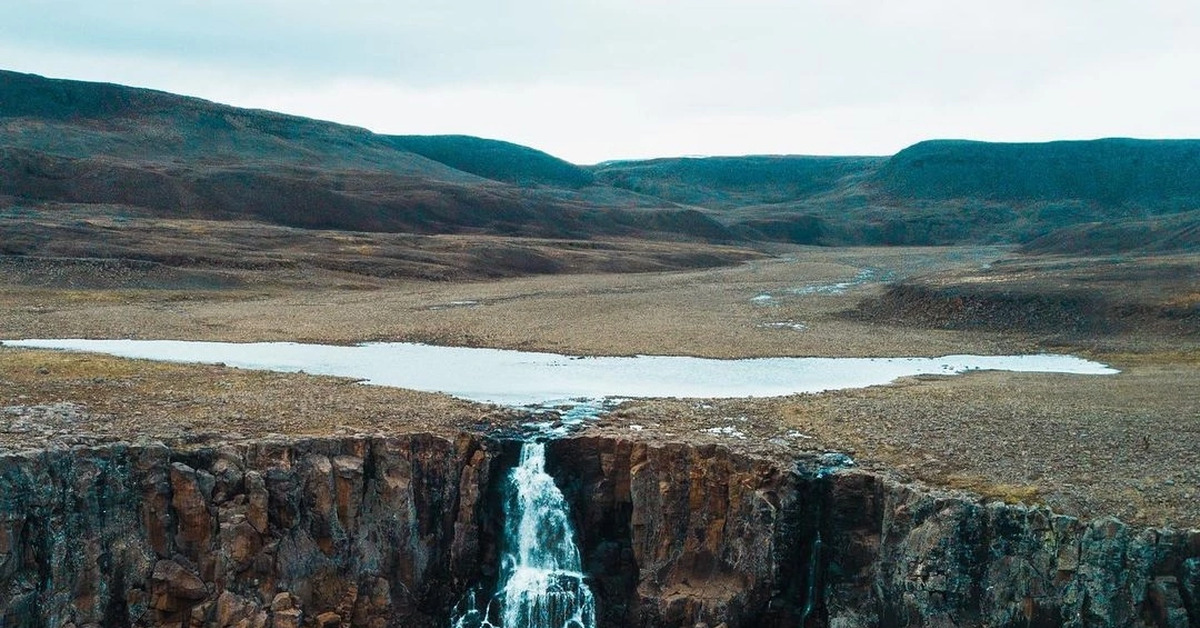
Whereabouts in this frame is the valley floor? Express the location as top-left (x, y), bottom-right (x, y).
top-left (1, 239), bottom-right (1197, 527)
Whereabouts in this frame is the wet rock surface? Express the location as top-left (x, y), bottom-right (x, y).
top-left (0, 432), bottom-right (1196, 627)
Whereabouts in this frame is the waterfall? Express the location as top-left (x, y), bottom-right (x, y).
top-left (452, 441), bottom-right (597, 628)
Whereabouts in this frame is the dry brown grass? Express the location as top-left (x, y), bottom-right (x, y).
top-left (944, 475), bottom-right (1043, 506)
top-left (1164, 292), bottom-right (1200, 308)
top-left (1099, 349), bottom-right (1200, 368)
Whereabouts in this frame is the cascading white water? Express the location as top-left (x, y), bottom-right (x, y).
top-left (452, 442), bottom-right (597, 628)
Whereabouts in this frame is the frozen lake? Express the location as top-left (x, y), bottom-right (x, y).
top-left (3, 339), bottom-right (1118, 407)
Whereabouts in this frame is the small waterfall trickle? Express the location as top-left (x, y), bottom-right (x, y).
top-left (452, 441), bottom-right (597, 628)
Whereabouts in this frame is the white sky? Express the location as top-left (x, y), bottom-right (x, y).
top-left (3, 0), bottom-right (1198, 163)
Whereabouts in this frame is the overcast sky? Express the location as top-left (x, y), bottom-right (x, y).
top-left (3, 0), bottom-right (1198, 163)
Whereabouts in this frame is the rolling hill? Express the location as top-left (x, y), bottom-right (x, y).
top-left (2, 69), bottom-right (1199, 251)
top-left (594, 140), bottom-right (1200, 247)
top-left (875, 138), bottom-right (1200, 207)
top-left (0, 70), bottom-right (724, 241)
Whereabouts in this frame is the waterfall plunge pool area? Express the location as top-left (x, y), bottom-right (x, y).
top-left (4, 339), bottom-right (1118, 412)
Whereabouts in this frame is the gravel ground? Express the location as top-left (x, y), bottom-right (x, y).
top-left (600, 358), bottom-right (1199, 528)
top-left (0, 246), bottom-right (1030, 357)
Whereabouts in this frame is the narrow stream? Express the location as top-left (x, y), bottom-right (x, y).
top-left (452, 441), bottom-right (596, 628)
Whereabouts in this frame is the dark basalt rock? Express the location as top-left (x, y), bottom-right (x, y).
top-left (0, 434), bottom-right (1196, 627)
top-left (546, 437), bottom-right (1200, 628)
top-left (0, 434), bottom-right (509, 628)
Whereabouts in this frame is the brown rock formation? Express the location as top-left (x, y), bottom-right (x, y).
top-left (0, 432), bottom-right (1196, 627)
top-left (0, 434), bottom-right (504, 627)
top-left (548, 437), bottom-right (1200, 628)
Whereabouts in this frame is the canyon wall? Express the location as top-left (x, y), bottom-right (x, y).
top-left (0, 433), bottom-right (1197, 627)
top-left (547, 436), bottom-right (1200, 628)
top-left (0, 435), bottom-right (508, 628)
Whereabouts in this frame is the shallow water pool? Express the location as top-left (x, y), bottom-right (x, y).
top-left (3, 339), bottom-right (1118, 408)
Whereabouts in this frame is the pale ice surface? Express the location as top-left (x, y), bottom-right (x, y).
top-left (3, 339), bottom-right (1118, 408)
top-left (428, 300), bottom-right (481, 310)
top-left (752, 268), bottom-right (880, 303)
top-left (759, 321), bottom-right (808, 331)
top-left (704, 426), bottom-right (748, 439)
top-left (787, 268), bottom-right (877, 296)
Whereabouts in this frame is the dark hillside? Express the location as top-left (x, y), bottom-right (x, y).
top-left (874, 138), bottom-right (1200, 208)
top-left (0, 68), bottom-right (190, 119)
top-left (5, 69), bottom-right (1200, 251)
top-left (0, 70), bottom-right (471, 178)
top-left (593, 155), bottom-right (883, 209)
top-left (0, 70), bottom-right (734, 241)
top-left (1020, 210), bottom-right (1200, 255)
top-left (386, 135), bottom-right (595, 187)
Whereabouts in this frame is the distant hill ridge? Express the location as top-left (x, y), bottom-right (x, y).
top-left (2, 69), bottom-right (1198, 250)
top-left (593, 155), bottom-right (885, 209)
top-left (878, 138), bottom-right (1200, 206)
top-left (385, 135), bottom-right (595, 187)
top-left (0, 69), bottom-right (729, 240)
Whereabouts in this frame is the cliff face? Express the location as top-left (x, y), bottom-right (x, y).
top-left (548, 437), bottom-right (1200, 628)
top-left (0, 434), bottom-right (508, 628)
top-left (0, 433), bottom-right (1197, 628)
top-left (820, 473), bottom-right (1199, 628)
top-left (546, 437), bottom-right (807, 627)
